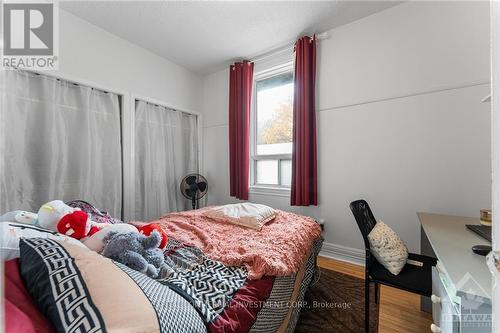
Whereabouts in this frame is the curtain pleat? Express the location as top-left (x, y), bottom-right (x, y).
top-left (0, 70), bottom-right (122, 216)
top-left (291, 36), bottom-right (318, 206)
top-left (229, 61), bottom-right (254, 200)
top-left (134, 100), bottom-right (198, 220)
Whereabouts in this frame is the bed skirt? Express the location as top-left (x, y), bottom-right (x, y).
top-left (250, 237), bottom-right (324, 333)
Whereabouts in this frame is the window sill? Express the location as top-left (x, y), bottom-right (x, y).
top-left (249, 186), bottom-right (291, 198)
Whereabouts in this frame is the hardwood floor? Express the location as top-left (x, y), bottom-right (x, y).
top-left (317, 256), bottom-right (432, 333)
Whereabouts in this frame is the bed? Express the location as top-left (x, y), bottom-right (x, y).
top-left (4, 207), bottom-right (323, 333)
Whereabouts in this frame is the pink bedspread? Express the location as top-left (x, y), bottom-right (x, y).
top-left (133, 208), bottom-right (321, 279)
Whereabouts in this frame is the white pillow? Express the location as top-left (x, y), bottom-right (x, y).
top-left (367, 220), bottom-right (408, 275)
top-left (1, 222), bottom-right (87, 260)
top-left (204, 203), bottom-right (276, 230)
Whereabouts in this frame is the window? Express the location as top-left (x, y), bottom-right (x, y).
top-left (251, 64), bottom-right (294, 189)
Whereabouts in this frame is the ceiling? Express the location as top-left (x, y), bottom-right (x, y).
top-left (60, 1), bottom-right (402, 75)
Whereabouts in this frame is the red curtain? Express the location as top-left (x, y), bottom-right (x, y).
top-left (291, 36), bottom-right (318, 206)
top-left (229, 61), bottom-right (254, 200)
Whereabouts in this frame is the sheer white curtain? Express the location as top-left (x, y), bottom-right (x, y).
top-left (134, 100), bottom-right (198, 221)
top-left (0, 70), bottom-right (122, 216)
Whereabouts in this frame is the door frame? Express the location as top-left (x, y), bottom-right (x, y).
top-left (490, 1), bottom-right (499, 330)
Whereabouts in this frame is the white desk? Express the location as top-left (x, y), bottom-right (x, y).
top-left (419, 213), bottom-right (492, 333)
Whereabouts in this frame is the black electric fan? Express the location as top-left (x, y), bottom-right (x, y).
top-left (180, 174), bottom-right (208, 210)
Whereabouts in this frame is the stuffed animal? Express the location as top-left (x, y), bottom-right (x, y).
top-left (101, 230), bottom-right (165, 278)
top-left (83, 223), bottom-right (139, 252)
top-left (56, 210), bottom-right (109, 241)
top-left (36, 200), bottom-right (77, 231)
top-left (0, 210), bottom-right (38, 224)
top-left (138, 223), bottom-right (168, 249)
top-left (57, 211), bottom-right (93, 240)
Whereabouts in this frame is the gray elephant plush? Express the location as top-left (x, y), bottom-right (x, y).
top-left (102, 230), bottom-right (165, 278)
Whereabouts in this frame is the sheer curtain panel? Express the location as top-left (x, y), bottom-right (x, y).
top-left (0, 70), bottom-right (122, 216)
top-left (134, 100), bottom-right (198, 221)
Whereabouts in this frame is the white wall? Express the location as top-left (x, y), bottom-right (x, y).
top-left (55, 9), bottom-right (203, 112)
top-left (201, 1), bottom-right (491, 262)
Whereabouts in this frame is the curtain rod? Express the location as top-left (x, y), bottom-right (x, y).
top-left (248, 32), bottom-right (329, 64)
top-left (11, 67), bottom-right (111, 94)
top-left (137, 99), bottom-right (197, 118)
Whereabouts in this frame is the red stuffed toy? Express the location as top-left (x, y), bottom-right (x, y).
top-left (57, 211), bottom-right (101, 240)
top-left (138, 223), bottom-right (168, 249)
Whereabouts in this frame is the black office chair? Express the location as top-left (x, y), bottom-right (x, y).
top-left (350, 200), bottom-right (437, 332)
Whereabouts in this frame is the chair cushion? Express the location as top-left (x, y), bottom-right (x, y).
top-left (369, 256), bottom-right (433, 296)
top-left (368, 220), bottom-right (408, 275)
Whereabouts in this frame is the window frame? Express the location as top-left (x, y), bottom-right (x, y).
top-left (250, 61), bottom-right (294, 193)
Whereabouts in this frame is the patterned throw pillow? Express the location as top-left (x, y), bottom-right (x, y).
top-left (18, 238), bottom-right (206, 333)
top-left (367, 220), bottom-right (408, 275)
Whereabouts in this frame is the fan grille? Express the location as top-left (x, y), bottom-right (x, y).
top-left (180, 173), bottom-right (208, 200)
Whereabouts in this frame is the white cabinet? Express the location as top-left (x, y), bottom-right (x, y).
top-left (431, 266), bottom-right (460, 333)
top-left (431, 265), bottom-right (491, 332)
top-left (420, 213), bottom-right (492, 333)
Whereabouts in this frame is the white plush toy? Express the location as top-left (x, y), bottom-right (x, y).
top-left (36, 200), bottom-right (78, 231)
top-left (0, 210), bottom-right (38, 224)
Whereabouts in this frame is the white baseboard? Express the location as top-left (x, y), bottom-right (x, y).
top-left (319, 242), bottom-right (365, 266)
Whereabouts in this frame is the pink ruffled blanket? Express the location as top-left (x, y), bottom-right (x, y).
top-left (133, 208), bottom-right (321, 279)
